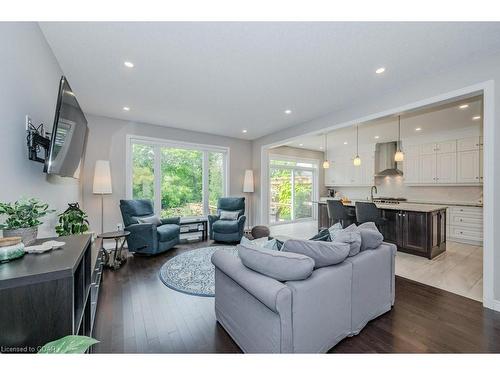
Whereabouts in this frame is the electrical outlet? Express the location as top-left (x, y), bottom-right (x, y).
top-left (25, 115), bottom-right (32, 131)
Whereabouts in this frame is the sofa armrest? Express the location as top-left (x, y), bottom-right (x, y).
top-left (161, 217), bottom-right (180, 225)
top-left (124, 223), bottom-right (157, 252)
top-left (211, 249), bottom-right (291, 313)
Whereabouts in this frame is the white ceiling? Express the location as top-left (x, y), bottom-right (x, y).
top-left (281, 96), bottom-right (483, 151)
top-left (39, 22), bottom-right (500, 140)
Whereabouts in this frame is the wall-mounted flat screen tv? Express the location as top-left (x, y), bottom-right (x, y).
top-left (45, 76), bottom-right (88, 178)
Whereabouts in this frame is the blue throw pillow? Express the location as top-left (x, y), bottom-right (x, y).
top-left (309, 228), bottom-right (331, 242)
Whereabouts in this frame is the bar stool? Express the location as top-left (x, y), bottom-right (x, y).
top-left (355, 201), bottom-right (388, 230)
top-left (326, 200), bottom-right (356, 228)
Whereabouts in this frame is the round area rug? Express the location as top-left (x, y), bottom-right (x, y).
top-left (159, 246), bottom-right (238, 297)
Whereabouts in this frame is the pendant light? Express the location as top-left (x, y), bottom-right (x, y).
top-left (353, 125), bottom-right (361, 166)
top-left (394, 115), bottom-right (405, 162)
top-left (322, 133), bottom-right (330, 169)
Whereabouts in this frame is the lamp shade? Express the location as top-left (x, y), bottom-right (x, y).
top-left (243, 169), bottom-right (254, 193)
top-left (93, 160), bottom-right (112, 194)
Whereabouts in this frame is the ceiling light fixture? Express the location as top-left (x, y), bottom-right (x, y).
top-left (459, 104), bottom-right (469, 109)
top-left (394, 116), bottom-right (405, 162)
top-left (374, 135), bottom-right (380, 139)
top-left (124, 61), bottom-right (134, 68)
top-left (322, 133), bottom-right (330, 169)
top-left (473, 116), bottom-right (481, 120)
top-left (242, 129), bottom-right (248, 133)
top-left (284, 109), bottom-right (292, 114)
top-left (343, 141), bottom-right (348, 145)
top-left (353, 125), bottom-right (361, 167)
top-left (375, 67), bottom-right (386, 74)
top-left (123, 106), bottom-right (130, 111)
top-left (299, 143), bottom-right (303, 146)
top-left (415, 127), bottom-right (422, 131)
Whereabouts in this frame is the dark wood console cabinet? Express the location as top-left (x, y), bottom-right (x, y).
top-left (0, 234), bottom-right (104, 353)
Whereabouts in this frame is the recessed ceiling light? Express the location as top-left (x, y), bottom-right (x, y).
top-left (375, 67), bottom-right (386, 74)
top-left (374, 135), bottom-right (380, 139)
top-left (319, 146), bottom-right (324, 150)
top-left (284, 109), bottom-right (292, 114)
top-left (415, 127), bottom-right (422, 131)
top-left (299, 143), bottom-right (303, 146)
top-left (242, 129), bottom-right (248, 133)
top-left (123, 106), bottom-right (130, 111)
top-left (473, 116), bottom-right (481, 120)
top-left (124, 61), bottom-right (134, 68)
top-left (459, 104), bottom-right (469, 109)
top-left (343, 141), bottom-right (348, 145)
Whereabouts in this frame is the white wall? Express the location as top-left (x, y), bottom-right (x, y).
top-left (252, 53), bottom-right (500, 306)
top-left (0, 23), bottom-right (80, 238)
top-left (82, 114), bottom-right (253, 233)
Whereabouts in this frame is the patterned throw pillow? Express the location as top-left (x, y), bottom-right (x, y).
top-left (220, 210), bottom-right (239, 220)
top-left (309, 228), bottom-right (331, 242)
top-left (136, 215), bottom-right (162, 226)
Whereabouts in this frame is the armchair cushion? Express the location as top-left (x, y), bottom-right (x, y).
top-left (212, 219), bottom-right (240, 234)
top-left (157, 224), bottom-right (181, 242)
top-left (120, 199), bottom-right (154, 227)
top-left (238, 244), bottom-right (314, 281)
top-left (218, 197), bottom-right (245, 217)
top-left (161, 217), bottom-right (181, 225)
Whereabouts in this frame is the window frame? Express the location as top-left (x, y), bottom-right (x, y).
top-left (268, 153), bottom-right (319, 225)
top-left (126, 134), bottom-right (230, 218)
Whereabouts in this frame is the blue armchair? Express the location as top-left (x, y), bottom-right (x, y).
top-left (119, 199), bottom-right (180, 255)
top-left (208, 197), bottom-right (246, 243)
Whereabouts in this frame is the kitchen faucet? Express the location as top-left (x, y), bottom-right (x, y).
top-left (370, 185), bottom-right (378, 201)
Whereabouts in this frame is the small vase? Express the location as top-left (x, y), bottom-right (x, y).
top-left (3, 226), bottom-right (38, 246)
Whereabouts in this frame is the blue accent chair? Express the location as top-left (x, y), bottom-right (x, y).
top-left (119, 199), bottom-right (180, 255)
top-left (208, 197), bottom-right (246, 243)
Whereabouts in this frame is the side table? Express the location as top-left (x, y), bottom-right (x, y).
top-left (97, 231), bottom-right (130, 270)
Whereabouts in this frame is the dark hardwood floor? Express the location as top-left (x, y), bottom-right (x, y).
top-left (93, 240), bottom-right (500, 353)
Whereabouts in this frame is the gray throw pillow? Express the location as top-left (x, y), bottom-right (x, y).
top-left (334, 231), bottom-right (362, 257)
top-left (220, 210), bottom-right (239, 220)
top-left (282, 239), bottom-right (350, 268)
top-left (136, 215), bottom-right (162, 226)
top-left (346, 222), bottom-right (384, 251)
top-left (238, 244), bottom-right (314, 281)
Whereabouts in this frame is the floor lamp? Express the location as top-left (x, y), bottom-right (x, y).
top-left (243, 169), bottom-right (254, 231)
top-left (93, 160), bottom-right (113, 235)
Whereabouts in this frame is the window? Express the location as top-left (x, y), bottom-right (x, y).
top-left (128, 136), bottom-right (228, 218)
top-left (269, 155), bottom-right (318, 224)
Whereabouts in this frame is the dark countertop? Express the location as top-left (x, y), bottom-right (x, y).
top-left (0, 234), bottom-right (91, 290)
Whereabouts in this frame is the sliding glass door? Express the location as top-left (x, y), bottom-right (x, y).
top-left (269, 156), bottom-right (318, 224)
top-left (129, 137), bottom-right (228, 218)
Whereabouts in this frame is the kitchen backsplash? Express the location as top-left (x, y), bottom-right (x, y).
top-left (332, 175), bottom-right (483, 203)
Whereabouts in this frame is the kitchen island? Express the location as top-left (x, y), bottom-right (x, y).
top-left (316, 199), bottom-right (447, 259)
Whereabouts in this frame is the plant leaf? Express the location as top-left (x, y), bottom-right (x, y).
top-left (38, 335), bottom-right (99, 354)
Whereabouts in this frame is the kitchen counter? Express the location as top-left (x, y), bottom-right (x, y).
top-left (315, 199), bottom-right (447, 259)
top-left (318, 197), bottom-right (482, 208)
top-left (315, 199), bottom-right (448, 213)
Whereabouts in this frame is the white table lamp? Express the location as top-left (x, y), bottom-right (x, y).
top-left (243, 170), bottom-right (254, 229)
top-left (93, 160), bottom-right (113, 234)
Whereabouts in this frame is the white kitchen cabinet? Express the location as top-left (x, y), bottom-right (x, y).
top-left (457, 150), bottom-right (480, 183)
top-left (403, 154), bottom-right (420, 183)
top-left (457, 136), bottom-right (481, 152)
top-left (435, 153), bottom-right (457, 183)
top-left (419, 154), bottom-right (437, 183)
top-left (435, 140), bottom-right (457, 154)
top-left (447, 205), bottom-right (483, 245)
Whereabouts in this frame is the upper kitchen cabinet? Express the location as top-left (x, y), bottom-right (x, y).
top-left (403, 136), bottom-right (481, 186)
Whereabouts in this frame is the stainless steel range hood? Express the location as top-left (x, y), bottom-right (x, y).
top-left (375, 141), bottom-right (403, 176)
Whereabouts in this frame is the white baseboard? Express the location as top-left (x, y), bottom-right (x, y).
top-left (483, 298), bottom-right (500, 312)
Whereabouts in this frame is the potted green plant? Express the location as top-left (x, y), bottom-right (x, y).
top-left (0, 198), bottom-right (55, 245)
top-left (55, 203), bottom-right (90, 236)
top-left (38, 335), bottom-right (99, 354)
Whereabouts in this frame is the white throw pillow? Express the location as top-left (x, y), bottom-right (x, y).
top-left (137, 215), bottom-right (162, 226)
top-left (220, 210), bottom-right (239, 220)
